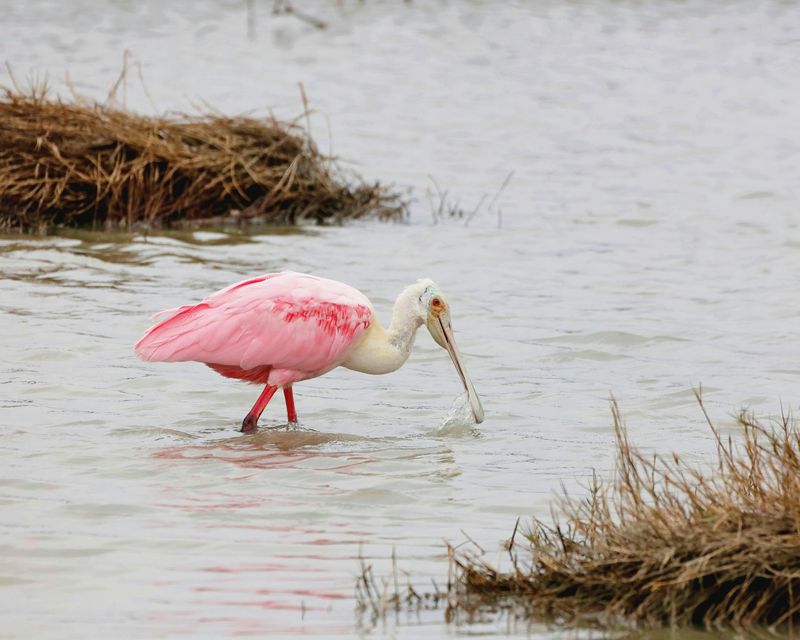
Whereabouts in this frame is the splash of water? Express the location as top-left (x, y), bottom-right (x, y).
top-left (433, 392), bottom-right (480, 437)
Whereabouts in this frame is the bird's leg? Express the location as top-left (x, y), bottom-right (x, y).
top-left (283, 386), bottom-right (298, 425)
top-left (241, 384), bottom-right (278, 433)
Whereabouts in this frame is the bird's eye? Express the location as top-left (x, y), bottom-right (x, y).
top-left (431, 297), bottom-right (443, 308)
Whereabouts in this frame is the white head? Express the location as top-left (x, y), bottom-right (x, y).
top-left (407, 279), bottom-right (485, 423)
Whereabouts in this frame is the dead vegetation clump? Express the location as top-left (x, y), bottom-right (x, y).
top-left (0, 85), bottom-right (405, 233)
top-left (454, 394), bottom-right (800, 630)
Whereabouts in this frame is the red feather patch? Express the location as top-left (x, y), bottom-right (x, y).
top-left (206, 363), bottom-right (272, 384)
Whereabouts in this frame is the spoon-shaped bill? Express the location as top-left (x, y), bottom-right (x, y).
top-left (428, 316), bottom-right (484, 423)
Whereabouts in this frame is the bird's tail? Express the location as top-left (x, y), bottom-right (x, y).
top-left (134, 303), bottom-right (209, 362)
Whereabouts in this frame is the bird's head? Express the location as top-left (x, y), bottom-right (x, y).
top-left (416, 281), bottom-right (484, 424)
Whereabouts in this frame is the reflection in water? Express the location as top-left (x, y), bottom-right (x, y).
top-left (154, 429), bottom-right (374, 473)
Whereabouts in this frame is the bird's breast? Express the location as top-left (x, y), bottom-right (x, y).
top-left (340, 320), bottom-right (409, 375)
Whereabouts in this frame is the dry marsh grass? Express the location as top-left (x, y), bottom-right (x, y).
top-left (360, 394), bottom-right (800, 632)
top-left (0, 84), bottom-right (405, 233)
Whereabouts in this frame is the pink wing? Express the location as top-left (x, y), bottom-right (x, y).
top-left (134, 272), bottom-right (373, 385)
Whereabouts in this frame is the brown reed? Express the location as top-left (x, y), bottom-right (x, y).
top-left (452, 393), bottom-right (800, 631)
top-left (0, 85), bottom-right (405, 233)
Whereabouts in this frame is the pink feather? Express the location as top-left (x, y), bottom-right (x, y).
top-left (134, 271), bottom-right (373, 387)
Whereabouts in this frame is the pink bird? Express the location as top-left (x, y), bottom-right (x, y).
top-left (134, 271), bottom-right (484, 432)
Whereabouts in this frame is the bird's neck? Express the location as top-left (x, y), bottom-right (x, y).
top-left (341, 290), bottom-right (423, 375)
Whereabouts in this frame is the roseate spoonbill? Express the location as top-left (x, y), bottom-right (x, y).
top-left (134, 271), bottom-right (484, 432)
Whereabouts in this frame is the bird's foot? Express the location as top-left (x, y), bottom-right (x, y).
top-left (287, 419), bottom-right (299, 429)
top-left (240, 415), bottom-right (258, 433)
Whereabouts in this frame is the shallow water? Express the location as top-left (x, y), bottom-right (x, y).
top-left (2, 1), bottom-right (800, 638)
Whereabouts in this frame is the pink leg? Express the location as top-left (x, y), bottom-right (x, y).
top-left (283, 387), bottom-right (298, 424)
top-left (241, 385), bottom-right (278, 433)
